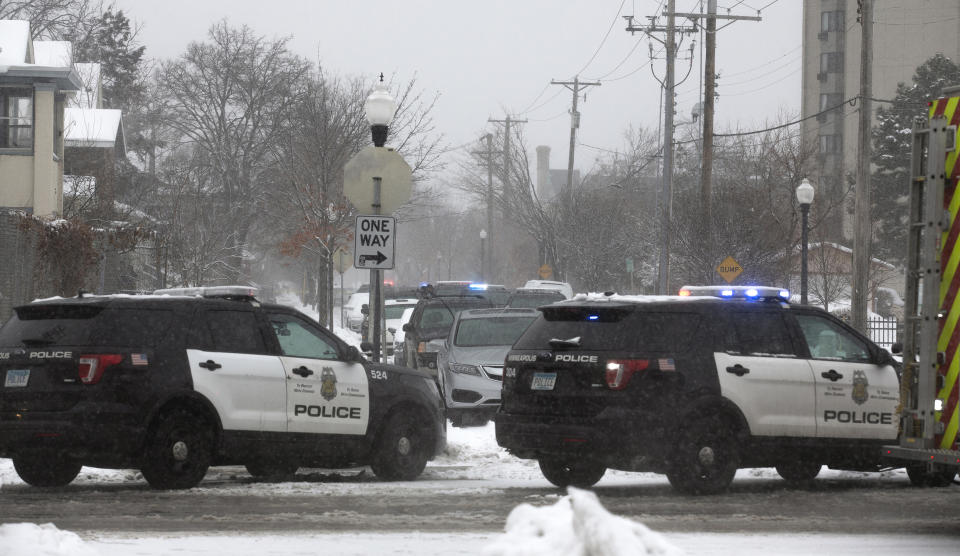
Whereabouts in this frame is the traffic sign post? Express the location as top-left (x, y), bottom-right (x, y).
top-left (343, 147), bottom-right (412, 363)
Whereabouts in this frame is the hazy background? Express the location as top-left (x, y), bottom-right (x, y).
top-left (111, 0), bottom-right (802, 185)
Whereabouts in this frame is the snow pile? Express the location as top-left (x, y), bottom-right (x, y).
top-left (0, 523), bottom-right (100, 556)
top-left (484, 487), bottom-right (683, 556)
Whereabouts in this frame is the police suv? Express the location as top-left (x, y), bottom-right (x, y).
top-left (495, 286), bottom-right (901, 494)
top-left (0, 287), bottom-right (446, 489)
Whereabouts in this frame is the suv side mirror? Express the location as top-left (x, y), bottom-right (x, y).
top-left (358, 343), bottom-right (373, 357)
top-left (890, 342), bottom-right (903, 355)
top-left (403, 323), bottom-right (413, 332)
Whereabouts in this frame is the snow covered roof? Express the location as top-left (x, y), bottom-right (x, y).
top-left (802, 242), bottom-right (898, 270)
top-left (32, 41), bottom-right (72, 67)
top-left (70, 63), bottom-right (101, 109)
top-left (0, 21), bottom-right (81, 91)
top-left (0, 20), bottom-right (32, 64)
top-left (64, 108), bottom-right (124, 149)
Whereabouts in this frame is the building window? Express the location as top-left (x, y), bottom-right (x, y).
top-left (820, 11), bottom-right (844, 33)
top-left (819, 134), bottom-right (840, 154)
top-left (0, 88), bottom-right (33, 149)
top-left (819, 93), bottom-right (842, 113)
top-left (820, 52), bottom-right (843, 74)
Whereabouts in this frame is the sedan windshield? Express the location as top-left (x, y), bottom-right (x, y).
top-left (454, 316), bottom-right (537, 347)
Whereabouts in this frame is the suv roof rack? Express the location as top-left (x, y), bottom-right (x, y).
top-left (678, 285), bottom-right (790, 301)
top-left (152, 286), bottom-right (259, 300)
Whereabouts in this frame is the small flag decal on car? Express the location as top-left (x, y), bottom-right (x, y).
top-left (658, 358), bottom-right (675, 371)
top-left (131, 353), bottom-right (149, 366)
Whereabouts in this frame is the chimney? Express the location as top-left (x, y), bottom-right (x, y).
top-left (536, 145), bottom-right (551, 199)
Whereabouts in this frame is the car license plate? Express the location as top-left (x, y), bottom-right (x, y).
top-left (4, 369), bottom-right (29, 388)
top-left (531, 372), bottom-right (557, 391)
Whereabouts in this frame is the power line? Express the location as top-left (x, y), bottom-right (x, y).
top-left (588, 37), bottom-right (644, 81)
top-left (575, 0), bottom-right (628, 76)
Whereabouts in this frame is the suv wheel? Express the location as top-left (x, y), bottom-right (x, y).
top-left (13, 454), bottom-right (82, 487)
top-left (245, 459), bottom-right (299, 479)
top-left (906, 463), bottom-right (957, 487)
top-left (140, 410), bottom-right (213, 489)
top-left (775, 460), bottom-right (822, 484)
top-left (370, 410), bottom-right (430, 481)
top-left (538, 457), bottom-right (606, 488)
top-left (666, 418), bottom-right (740, 495)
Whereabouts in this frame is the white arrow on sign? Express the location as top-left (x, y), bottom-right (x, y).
top-left (354, 215), bottom-right (396, 270)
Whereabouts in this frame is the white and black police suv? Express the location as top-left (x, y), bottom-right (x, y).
top-left (0, 287), bottom-right (445, 489)
top-left (495, 286), bottom-right (901, 494)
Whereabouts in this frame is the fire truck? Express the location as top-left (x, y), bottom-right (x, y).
top-left (885, 85), bottom-right (960, 485)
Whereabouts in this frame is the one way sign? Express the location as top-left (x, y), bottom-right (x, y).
top-left (354, 215), bottom-right (395, 270)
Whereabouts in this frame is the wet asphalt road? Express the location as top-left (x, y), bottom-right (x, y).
top-left (1, 466), bottom-right (959, 537)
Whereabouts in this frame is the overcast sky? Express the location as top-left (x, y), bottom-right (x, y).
top-left (111, 0), bottom-right (802, 188)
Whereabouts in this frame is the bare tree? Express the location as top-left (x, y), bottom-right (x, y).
top-left (158, 22), bottom-right (311, 283)
top-left (0, 0), bottom-right (99, 40)
top-left (671, 115), bottom-right (827, 289)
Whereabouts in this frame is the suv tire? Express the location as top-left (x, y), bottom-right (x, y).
top-left (538, 457), bottom-right (606, 488)
top-left (370, 411), bottom-right (430, 481)
top-left (140, 410), bottom-right (213, 490)
top-left (13, 454), bottom-right (82, 487)
top-left (666, 418), bottom-right (740, 495)
top-left (775, 460), bottom-right (822, 484)
top-left (906, 463), bottom-right (957, 487)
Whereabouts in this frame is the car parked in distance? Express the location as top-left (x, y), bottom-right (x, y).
top-left (361, 298), bottom-right (419, 358)
top-left (425, 282), bottom-right (512, 307)
top-left (437, 308), bottom-right (538, 427)
top-left (506, 288), bottom-right (566, 308)
top-left (397, 295), bottom-right (494, 376)
top-left (343, 291), bottom-right (369, 332)
top-left (390, 307), bottom-right (416, 365)
top-left (522, 280), bottom-right (573, 299)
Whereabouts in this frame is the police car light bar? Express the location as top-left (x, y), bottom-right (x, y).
top-left (678, 285), bottom-right (790, 300)
top-left (153, 286), bottom-right (259, 299)
top-left (468, 283), bottom-right (489, 291)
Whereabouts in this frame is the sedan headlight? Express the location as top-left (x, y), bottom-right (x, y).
top-left (449, 363), bottom-right (481, 376)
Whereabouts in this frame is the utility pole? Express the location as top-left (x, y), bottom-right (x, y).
top-left (472, 134), bottom-right (497, 283)
top-left (488, 115), bottom-right (527, 205)
top-left (676, 2), bottom-right (760, 261)
top-left (551, 76), bottom-right (600, 194)
top-left (852, 0), bottom-right (873, 333)
top-left (487, 116), bottom-right (526, 281)
top-left (626, 0), bottom-right (695, 294)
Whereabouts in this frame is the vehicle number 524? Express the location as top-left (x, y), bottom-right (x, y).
top-left (370, 369), bottom-right (388, 380)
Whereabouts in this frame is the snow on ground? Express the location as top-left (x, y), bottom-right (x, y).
top-left (483, 487), bottom-right (683, 556)
top-left (0, 424), bottom-right (948, 556)
top-left (4, 520), bottom-right (960, 556)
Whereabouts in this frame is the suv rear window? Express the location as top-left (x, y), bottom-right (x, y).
top-left (0, 306), bottom-right (176, 348)
top-left (514, 307), bottom-right (702, 352)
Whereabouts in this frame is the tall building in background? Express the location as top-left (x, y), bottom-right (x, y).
top-left (800, 0), bottom-right (960, 239)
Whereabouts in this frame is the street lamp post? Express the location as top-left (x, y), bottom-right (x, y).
top-left (479, 229), bottom-right (487, 282)
top-left (796, 178), bottom-right (815, 305)
top-left (363, 77), bottom-right (397, 362)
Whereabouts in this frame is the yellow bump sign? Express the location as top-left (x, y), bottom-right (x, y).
top-left (716, 256), bottom-right (743, 284)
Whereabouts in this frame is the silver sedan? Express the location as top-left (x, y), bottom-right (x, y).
top-left (436, 308), bottom-right (539, 427)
